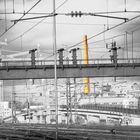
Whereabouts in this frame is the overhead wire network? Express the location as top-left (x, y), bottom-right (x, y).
top-left (0, 0), bottom-right (69, 41)
top-left (7, 0), bottom-right (69, 44)
top-left (6, 10), bottom-right (140, 45)
top-left (42, 13), bottom-right (140, 60)
top-left (1, 0), bottom-right (140, 61)
top-left (0, 0), bottom-right (42, 38)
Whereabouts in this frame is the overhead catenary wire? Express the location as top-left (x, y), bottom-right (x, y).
top-left (8, 0), bottom-right (69, 44)
top-left (63, 14), bottom-right (140, 51)
top-left (0, 0), bottom-right (42, 39)
top-left (1, 0), bottom-right (139, 62)
top-left (10, 15), bottom-right (140, 61)
top-left (4, 0), bottom-right (7, 31)
top-left (88, 33), bottom-right (125, 45)
top-left (1, 10), bottom-right (140, 15)
top-left (11, 11), bottom-right (129, 22)
top-left (12, 20), bottom-right (140, 26)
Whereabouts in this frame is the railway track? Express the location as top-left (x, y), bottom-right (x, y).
top-left (0, 124), bottom-right (140, 140)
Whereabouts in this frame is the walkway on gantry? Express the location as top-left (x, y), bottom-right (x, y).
top-left (0, 58), bottom-right (140, 80)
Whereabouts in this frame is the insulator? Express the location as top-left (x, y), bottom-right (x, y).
top-left (75, 11), bottom-right (78, 17)
top-left (71, 11), bottom-right (74, 17)
top-left (79, 11), bottom-right (82, 17)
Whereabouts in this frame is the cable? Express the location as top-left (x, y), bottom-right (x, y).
top-left (6, 1), bottom-right (140, 62)
top-left (0, 0), bottom-right (42, 39)
top-left (4, 0), bottom-right (7, 31)
top-left (55, 0), bottom-right (69, 11)
top-left (132, 32), bottom-right (134, 61)
top-left (88, 33), bottom-right (125, 45)
top-left (13, 0), bottom-right (15, 13)
top-left (20, 21), bottom-right (123, 26)
top-left (1, 10), bottom-right (140, 15)
top-left (8, 0), bottom-right (69, 44)
top-left (64, 14), bottom-right (140, 51)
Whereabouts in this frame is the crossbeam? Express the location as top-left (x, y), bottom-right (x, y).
top-left (0, 62), bottom-right (140, 80)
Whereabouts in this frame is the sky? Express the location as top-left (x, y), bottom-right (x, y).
top-left (0, 0), bottom-right (140, 60)
top-left (0, 0), bottom-right (140, 88)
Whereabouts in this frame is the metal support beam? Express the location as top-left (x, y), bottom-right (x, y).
top-left (69, 48), bottom-right (79, 65)
top-left (0, 63), bottom-right (140, 80)
top-left (58, 48), bottom-right (64, 66)
top-left (29, 49), bottom-right (37, 66)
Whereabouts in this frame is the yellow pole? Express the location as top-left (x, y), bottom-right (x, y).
top-left (82, 35), bottom-right (90, 94)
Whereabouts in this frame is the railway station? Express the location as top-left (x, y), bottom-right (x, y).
top-left (0, 0), bottom-right (140, 139)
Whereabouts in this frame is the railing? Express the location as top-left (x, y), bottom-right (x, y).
top-left (60, 104), bottom-right (140, 115)
top-left (0, 58), bottom-right (140, 67)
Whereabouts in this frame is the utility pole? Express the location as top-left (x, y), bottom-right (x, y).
top-left (52, 0), bottom-right (58, 139)
top-left (74, 78), bottom-right (77, 124)
top-left (12, 80), bottom-right (16, 124)
top-left (66, 57), bottom-right (69, 127)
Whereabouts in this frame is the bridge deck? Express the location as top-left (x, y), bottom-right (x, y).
top-left (0, 58), bottom-right (140, 80)
top-left (60, 104), bottom-right (140, 115)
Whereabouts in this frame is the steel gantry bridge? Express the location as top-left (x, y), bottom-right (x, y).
top-left (0, 58), bottom-right (140, 80)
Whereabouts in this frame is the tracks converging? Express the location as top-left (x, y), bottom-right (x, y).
top-left (0, 124), bottom-right (140, 140)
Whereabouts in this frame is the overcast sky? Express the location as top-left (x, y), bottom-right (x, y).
top-left (0, 0), bottom-right (140, 60)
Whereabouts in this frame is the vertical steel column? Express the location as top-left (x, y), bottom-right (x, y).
top-left (70, 48), bottom-right (79, 65)
top-left (12, 80), bottom-right (16, 124)
top-left (66, 57), bottom-right (69, 127)
top-left (125, 32), bottom-right (128, 60)
top-left (58, 48), bottom-right (64, 66)
top-left (132, 31), bottom-right (134, 63)
top-left (74, 78), bottom-right (77, 125)
top-left (69, 80), bottom-right (72, 124)
top-left (29, 49), bottom-right (37, 66)
top-left (0, 51), bottom-right (3, 101)
top-left (112, 42), bottom-right (118, 65)
top-left (52, 0), bottom-right (58, 139)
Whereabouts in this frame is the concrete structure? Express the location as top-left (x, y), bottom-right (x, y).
top-left (0, 102), bottom-right (11, 119)
top-left (79, 96), bottom-right (139, 109)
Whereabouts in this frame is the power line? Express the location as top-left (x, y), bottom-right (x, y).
top-left (88, 33), bottom-right (125, 45)
top-left (11, 11), bottom-right (129, 22)
top-left (8, 0), bottom-right (69, 44)
top-left (15, 20), bottom-right (140, 26)
top-left (64, 14), bottom-right (140, 51)
top-left (1, 10), bottom-right (140, 15)
top-left (0, 0), bottom-right (42, 39)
